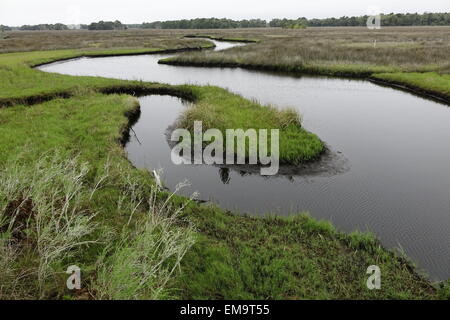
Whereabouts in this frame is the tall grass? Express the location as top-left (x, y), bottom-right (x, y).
top-left (93, 181), bottom-right (196, 300)
top-left (0, 151), bottom-right (197, 299)
top-left (0, 239), bottom-right (19, 298)
top-left (0, 152), bottom-right (98, 297)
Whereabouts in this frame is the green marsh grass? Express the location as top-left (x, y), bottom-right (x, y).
top-left (178, 86), bottom-right (324, 163)
top-left (372, 72), bottom-right (450, 100)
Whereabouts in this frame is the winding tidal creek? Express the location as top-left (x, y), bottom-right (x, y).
top-left (38, 39), bottom-right (450, 280)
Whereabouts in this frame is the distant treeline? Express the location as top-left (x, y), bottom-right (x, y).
top-left (1, 25), bottom-right (12, 31)
top-left (2, 12), bottom-right (449, 31)
top-left (17, 23), bottom-right (69, 31)
top-left (282, 12), bottom-right (450, 27)
top-left (143, 13), bottom-right (450, 29)
top-left (2, 21), bottom-right (127, 31)
top-left (142, 18), bottom-right (267, 29)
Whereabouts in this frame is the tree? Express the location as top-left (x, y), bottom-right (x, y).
top-left (0, 25), bottom-right (12, 32)
top-left (88, 20), bottom-right (126, 30)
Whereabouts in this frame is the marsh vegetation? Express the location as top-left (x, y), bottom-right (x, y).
top-left (162, 27), bottom-right (450, 99)
top-left (164, 26), bottom-right (450, 75)
top-left (0, 27), bottom-right (449, 300)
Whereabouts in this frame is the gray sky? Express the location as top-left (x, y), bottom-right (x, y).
top-left (0, 0), bottom-right (448, 26)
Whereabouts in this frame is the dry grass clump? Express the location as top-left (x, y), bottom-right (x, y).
top-left (272, 107), bottom-right (302, 128)
top-left (178, 101), bottom-right (226, 131)
top-left (0, 152), bottom-right (98, 298)
top-left (93, 181), bottom-right (196, 300)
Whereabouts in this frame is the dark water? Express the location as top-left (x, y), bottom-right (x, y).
top-left (38, 40), bottom-right (450, 280)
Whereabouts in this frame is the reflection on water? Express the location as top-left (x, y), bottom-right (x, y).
top-left (219, 168), bottom-right (231, 184)
top-left (38, 40), bottom-right (450, 281)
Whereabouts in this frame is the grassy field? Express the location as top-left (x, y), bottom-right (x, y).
top-left (0, 44), bottom-right (212, 104)
top-left (161, 26), bottom-right (450, 74)
top-left (0, 28), bottom-right (449, 299)
top-left (0, 29), bottom-right (213, 53)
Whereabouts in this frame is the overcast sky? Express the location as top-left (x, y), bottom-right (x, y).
top-left (0, 0), bottom-right (448, 26)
